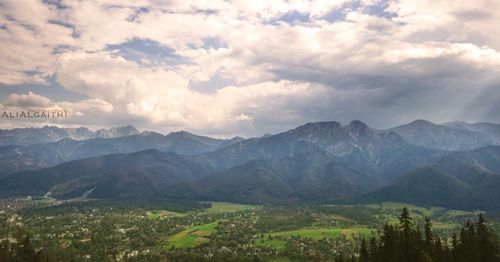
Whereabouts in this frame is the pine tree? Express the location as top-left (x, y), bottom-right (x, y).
top-left (368, 237), bottom-right (379, 262)
top-left (465, 219), bottom-right (480, 262)
top-left (380, 223), bottom-right (398, 262)
top-left (359, 238), bottom-right (369, 262)
top-left (476, 213), bottom-right (498, 262)
top-left (358, 210), bottom-right (500, 262)
top-left (424, 217), bottom-right (434, 253)
top-left (398, 207), bottom-right (419, 262)
top-left (451, 232), bottom-right (459, 261)
top-left (433, 237), bottom-right (443, 262)
top-left (399, 207), bottom-right (413, 235)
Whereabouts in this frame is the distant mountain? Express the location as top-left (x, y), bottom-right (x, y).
top-left (1, 137), bottom-right (385, 203)
top-left (359, 146), bottom-right (500, 210)
top-left (360, 167), bottom-right (472, 208)
top-left (433, 146), bottom-right (500, 185)
top-left (6, 120), bottom-right (500, 209)
top-left (163, 160), bottom-right (295, 203)
top-left (445, 121), bottom-right (500, 143)
top-left (0, 131), bottom-right (244, 176)
top-left (0, 150), bottom-right (207, 199)
top-left (162, 144), bottom-right (385, 203)
top-left (94, 125), bottom-right (140, 139)
top-left (390, 120), bottom-right (496, 151)
top-left (3, 120), bottom-right (428, 203)
top-left (0, 125), bottom-right (140, 146)
top-left (193, 120), bottom-right (444, 181)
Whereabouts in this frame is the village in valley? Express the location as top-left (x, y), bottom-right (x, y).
top-left (0, 198), bottom-right (488, 261)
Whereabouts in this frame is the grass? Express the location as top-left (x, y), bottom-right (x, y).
top-left (366, 202), bottom-right (447, 217)
top-left (341, 227), bottom-right (375, 238)
top-left (256, 239), bottom-right (287, 249)
top-left (446, 209), bottom-right (474, 217)
top-left (203, 202), bottom-right (258, 213)
top-left (365, 203), bottom-right (470, 232)
top-left (256, 226), bottom-right (374, 249)
top-left (433, 222), bottom-right (458, 230)
top-left (381, 214), bottom-right (400, 224)
top-left (268, 227), bottom-right (374, 240)
top-left (147, 210), bottom-right (184, 220)
top-left (166, 222), bottom-right (218, 249)
top-left (328, 214), bottom-right (354, 222)
top-left (271, 228), bottom-right (342, 240)
top-left (270, 258), bottom-right (293, 262)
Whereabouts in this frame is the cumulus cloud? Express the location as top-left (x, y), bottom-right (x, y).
top-left (54, 50), bottom-right (330, 135)
top-left (0, 0), bottom-right (499, 136)
top-left (3, 91), bottom-right (51, 107)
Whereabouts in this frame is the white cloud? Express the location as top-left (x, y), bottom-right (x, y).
top-left (54, 50), bottom-right (329, 135)
top-left (0, 91), bottom-right (115, 128)
top-left (3, 91), bottom-right (51, 107)
top-left (1, 0), bottom-right (500, 136)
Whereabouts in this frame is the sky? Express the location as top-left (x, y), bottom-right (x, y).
top-left (0, 0), bottom-right (499, 137)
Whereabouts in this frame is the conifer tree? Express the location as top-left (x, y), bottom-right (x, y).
top-left (476, 214), bottom-right (497, 262)
top-left (398, 207), bottom-right (420, 262)
top-left (359, 212), bottom-right (500, 262)
top-left (360, 239), bottom-right (369, 262)
top-left (424, 217), bottom-right (434, 252)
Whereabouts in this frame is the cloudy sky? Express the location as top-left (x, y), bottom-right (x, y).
top-left (0, 0), bottom-right (499, 137)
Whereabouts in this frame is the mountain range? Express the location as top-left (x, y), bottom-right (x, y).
top-left (0, 149), bottom-right (206, 199)
top-left (360, 146), bottom-right (500, 209)
top-left (0, 125), bottom-right (140, 146)
top-left (390, 120), bottom-right (500, 151)
top-left (0, 130), bottom-right (243, 176)
top-left (1, 120), bottom-right (500, 210)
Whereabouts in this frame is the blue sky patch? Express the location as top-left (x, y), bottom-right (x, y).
top-left (323, 9), bottom-right (346, 23)
top-left (0, 79), bottom-right (88, 103)
top-left (107, 38), bottom-right (189, 66)
top-left (364, 1), bottom-right (397, 19)
top-left (274, 11), bottom-right (311, 25)
top-left (202, 37), bottom-right (228, 49)
top-left (127, 7), bottom-right (151, 22)
top-left (190, 72), bottom-right (236, 94)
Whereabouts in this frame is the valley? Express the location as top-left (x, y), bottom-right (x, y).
top-left (2, 0), bottom-right (500, 259)
top-left (0, 198), bottom-right (493, 261)
top-left (2, 120), bottom-right (500, 261)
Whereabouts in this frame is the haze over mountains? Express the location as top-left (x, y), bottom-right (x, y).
top-left (1, 120), bottom-right (500, 210)
top-left (0, 125), bottom-right (140, 146)
top-left (390, 120), bottom-right (500, 151)
top-left (0, 130), bottom-right (243, 176)
top-left (362, 146), bottom-right (500, 210)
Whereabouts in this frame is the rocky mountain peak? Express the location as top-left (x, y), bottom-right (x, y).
top-left (345, 120), bottom-right (371, 135)
top-left (295, 121), bottom-right (342, 131)
top-left (349, 120), bottom-right (368, 128)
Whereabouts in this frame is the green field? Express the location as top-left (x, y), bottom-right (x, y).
top-left (204, 202), bottom-right (258, 213)
top-left (433, 222), bottom-right (457, 230)
top-left (260, 226), bottom-right (374, 242)
top-left (255, 226), bottom-right (375, 249)
top-left (2, 198), bottom-right (488, 261)
top-left (147, 210), bottom-right (184, 220)
top-left (366, 202), bottom-right (445, 216)
top-left (341, 227), bottom-right (375, 238)
top-left (270, 258), bottom-right (293, 262)
top-left (270, 228), bottom-right (342, 240)
top-left (256, 238), bottom-right (288, 249)
top-left (446, 209), bottom-right (475, 217)
top-left (166, 222), bottom-right (218, 249)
